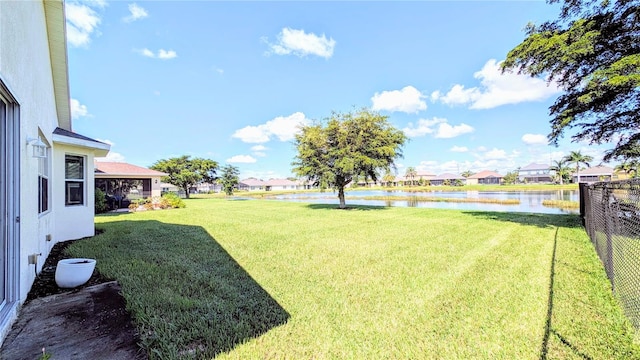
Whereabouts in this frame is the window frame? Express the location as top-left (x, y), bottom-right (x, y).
top-left (37, 133), bottom-right (50, 214)
top-left (64, 154), bottom-right (86, 206)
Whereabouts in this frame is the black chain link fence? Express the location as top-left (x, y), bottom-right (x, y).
top-left (581, 180), bottom-right (640, 329)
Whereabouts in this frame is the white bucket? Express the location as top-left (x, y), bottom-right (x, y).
top-left (55, 258), bottom-right (97, 288)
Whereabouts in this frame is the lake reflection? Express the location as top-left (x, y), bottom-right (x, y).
top-left (268, 190), bottom-right (579, 215)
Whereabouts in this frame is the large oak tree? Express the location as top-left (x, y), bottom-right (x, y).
top-left (150, 155), bottom-right (218, 198)
top-left (292, 108), bottom-right (407, 209)
top-left (502, 0), bottom-right (640, 161)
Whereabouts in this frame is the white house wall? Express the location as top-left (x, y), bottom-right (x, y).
top-left (0, 0), bottom-right (60, 308)
top-left (53, 144), bottom-right (97, 242)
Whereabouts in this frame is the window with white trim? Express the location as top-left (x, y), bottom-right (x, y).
top-left (38, 133), bottom-right (50, 213)
top-left (65, 154), bottom-right (85, 206)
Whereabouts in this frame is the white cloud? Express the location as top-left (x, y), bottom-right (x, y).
top-left (232, 112), bottom-right (310, 144)
top-left (139, 48), bottom-right (155, 58)
top-left (70, 98), bottom-right (90, 119)
top-left (432, 59), bottom-right (561, 109)
top-left (522, 133), bottom-right (548, 146)
top-left (158, 49), bottom-right (177, 59)
top-left (96, 151), bottom-right (126, 162)
top-left (65, 2), bottom-right (102, 47)
top-left (403, 118), bottom-right (473, 139)
top-left (450, 146), bottom-right (469, 153)
top-left (482, 148), bottom-right (508, 160)
top-left (251, 145), bottom-right (267, 157)
top-left (371, 86), bottom-right (427, 113)
top-left (402, 118), bottom-right (445, 137)
top-left (232, 126), bottom-right (270, 143)
top-left (136, 48), bottom-right (177, 59)
top-left (94, 138), bottom-right (124, 162)
top-left (434, 122), bottom-right (474, 139)
top-left (227, 155), bottom-right (257, 164)
top-left (265, 28), bottom-right (336, 59)
top-left (123, 3), bottom-right (148, 22)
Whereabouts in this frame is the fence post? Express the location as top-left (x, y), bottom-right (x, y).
top-left (603, 187), bottom-right (615, 290)
top-left (579, 182), bottom-right (587, 226)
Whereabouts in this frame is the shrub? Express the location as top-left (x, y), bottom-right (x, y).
top-left (95, 188), bottom-right (109, 214)
top-left (162, 192), bottom-right (185, 208)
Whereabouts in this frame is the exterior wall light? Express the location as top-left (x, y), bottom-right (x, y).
top-left (26, 136), bottom-right (47, 158)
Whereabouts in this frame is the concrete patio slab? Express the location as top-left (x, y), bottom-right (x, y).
top-left (0, 281), bottom-right (146, 360)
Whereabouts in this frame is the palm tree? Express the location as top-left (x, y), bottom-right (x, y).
top-left (382, 171), bottom-right (396, 187)
top-left (549, 159), bottom-right (570, 185)
top-left (615, 160), bottom-right (640, 179)
top-left (564, 150), bottom-right (594, 183)
top-left (405, 167), bottom-right (417, 186)
top-left (461, 170), bottom-right (474, 178)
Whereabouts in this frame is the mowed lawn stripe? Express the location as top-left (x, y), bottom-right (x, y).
top-left (69, 199), bottom-right (639, 359)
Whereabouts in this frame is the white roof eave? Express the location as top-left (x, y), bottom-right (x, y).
top-left (53, 133), bottom-right (111, 157)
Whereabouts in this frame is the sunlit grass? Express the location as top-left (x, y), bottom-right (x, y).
top-left (67, 199), bottom-right (638, 359)
top-left (192, 184), bottom-right (579, 199)
top-left (355, 195), bottom-right (520, 204)
top-left (542, 199), bottom-right (580, 209)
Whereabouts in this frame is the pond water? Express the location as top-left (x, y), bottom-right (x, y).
top-left (267, 190), bottom-right (579, 215)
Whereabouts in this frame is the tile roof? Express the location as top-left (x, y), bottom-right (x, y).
top-left (53, 127), bottom-right (107, 145)
top-left (573, 166), bottom-right (614, 176)
top-left (520, 163), bottom-right (549, 171)
top-left (240, 178), bottom-right (265, 186)
top-left (433, 173), bottom-right (465, 180)
top-left (468, 170), bottom-right (503, 179)
top-left (94, 162), bottom-right (167, 176)
top-left (263, 178), bottom-right (297, 186)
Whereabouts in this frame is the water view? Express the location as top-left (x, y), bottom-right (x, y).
top-left (267, 190), bottom-right (579, 214)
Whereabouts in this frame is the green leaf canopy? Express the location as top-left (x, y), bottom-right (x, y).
top-left (150, 155), bottom-right (218, 198)
top-left (502, 0), bottom-right (640, 161)
top-left (292, 108), bottom-right (407, 208)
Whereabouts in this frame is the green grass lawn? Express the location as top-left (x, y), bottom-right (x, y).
top-left (67, 199), bottom-right (639, 359)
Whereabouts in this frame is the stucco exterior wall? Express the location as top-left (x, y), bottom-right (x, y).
top-left (0, 0), bottom-right (59, 304)
top-left (0, 2), bottom-right (64, 344)
top-left (53, 144), bottom-right (98, 242)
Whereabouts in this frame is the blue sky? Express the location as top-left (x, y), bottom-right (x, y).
top-left (66, 0), bottom-right (614, 179)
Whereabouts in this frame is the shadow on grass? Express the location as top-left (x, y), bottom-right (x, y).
top-left (539, 227), bottom-right (594, 360)
top-left (462, 210), bottom-right (583, 229)
top-left (305, 203), bottom-right (391, 211)
top-left (71, 220), bottom-right (289, 359)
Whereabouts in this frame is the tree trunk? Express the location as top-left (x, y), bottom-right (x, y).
top-left (338, 186), bottom-right (346, 209)
top-left (184, 185), bottom-right (190, 199)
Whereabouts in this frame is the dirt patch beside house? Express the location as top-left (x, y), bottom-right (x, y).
top-left (26, 235), bottom-right (111, 301)
top-left (1, 236), bottom-right (147, 359)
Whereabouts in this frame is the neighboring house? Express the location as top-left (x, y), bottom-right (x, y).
top-left (295, 179), bottom-right (316, 190)
top-left (431, 173), bottom-right (466, 186)
top-left (263, 178), bottom-right (297, 191)
top-left (572, 166), bottom-right (614, 183)
top-left (159, 182), bottom-right (182, 194)
top-left (196, 182), bottom-right (222, 193)
top-left (0, 1), bottom-right (111, 344)
top-left (518, 163), bottom-right (552, 183)
top-left (238, 178), bottom-right (265, 191)
top-left (467, 170), bottom-right (503, 185)
top-left (392, 171), bottom-right (436, 186)
top-left (94, 162), bottom-right (167, 208)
